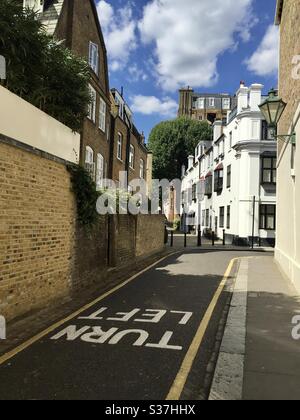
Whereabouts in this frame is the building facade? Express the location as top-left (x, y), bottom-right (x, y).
top-left (181, 82), bottom-right (277, 247)
top-left (178, 87), bottom-right (236, 124)
top-left (109, 89), bottom-right (152, 192)
top-left (23, 0), bottom-right (112, 190)
top-left (275, 0), bottom-right (300, 290)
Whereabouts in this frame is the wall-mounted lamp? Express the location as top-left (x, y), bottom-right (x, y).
top-left (259, 88), bottom-right (296, 145)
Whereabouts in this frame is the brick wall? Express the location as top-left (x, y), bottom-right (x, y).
top-left (278, 0), bottom-right (300, 152)
top-left (0, 139), bottom-right (165, 321)
top-left (0, 140), bottom-right (76, 320)
top-left (136, 215), bottom-right (165, 258)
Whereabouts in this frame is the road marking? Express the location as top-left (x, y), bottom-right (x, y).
top-left (166, 257), bottom-right (238, 401)
top-left (0, 252), bottom-right (180, 367)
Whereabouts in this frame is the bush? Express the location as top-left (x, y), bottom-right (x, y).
top-left (0, 0), bottom-right (91, 131)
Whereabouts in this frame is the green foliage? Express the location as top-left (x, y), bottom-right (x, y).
top-left (0, 0), bottom-right (91, 131)
top-left (148, 117), bottom-right (212, 180)
top-left (68, 165), bottom-right (100, 227)
top-left (173, 217), bottom-right (181, 231)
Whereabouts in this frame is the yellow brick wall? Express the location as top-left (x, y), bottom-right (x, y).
top-left (0, 141), bottom-right (76, 320)
top-left (278, 0), bottom-right (300, 151)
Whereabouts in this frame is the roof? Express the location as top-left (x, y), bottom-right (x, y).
top-left (275, 0), bottom-right (284, 25)
top-left (40, 0), bottom-right (64, 36)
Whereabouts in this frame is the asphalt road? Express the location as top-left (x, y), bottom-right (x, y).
top-left (0, 250), bottom-right (256, 400)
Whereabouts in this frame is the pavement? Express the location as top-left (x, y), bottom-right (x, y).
top-left (209, 255), bottom-right (300, 400)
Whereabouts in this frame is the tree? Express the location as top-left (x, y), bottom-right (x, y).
top-left (0, 0), bottom-right (91, 132)
top-left (148, 117), bottom-right (212, 180)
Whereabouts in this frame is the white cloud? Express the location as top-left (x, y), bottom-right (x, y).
top-left (97, 1), bottom-right (137, 71)
top-left (130, 95), bottom-right (178, 117)
top-left (246, 25), bottom-right (279, 77)
top-left (138, 0), bottom-right (255, 91)
top-left (128, 64), bottom-right (148, 82)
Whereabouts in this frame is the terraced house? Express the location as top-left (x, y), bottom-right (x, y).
top-left (110, 88), bottom-right (151, 191)
top-left (22, 0), bottom-right (111, 189)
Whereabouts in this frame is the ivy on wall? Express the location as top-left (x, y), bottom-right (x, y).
top-left (68, 165), bottom-right (100, 227)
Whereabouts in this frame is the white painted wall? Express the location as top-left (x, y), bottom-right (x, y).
top-left (275, 103), bottom-right (300, 292)
top-left (0, 86), bottom-right (80, 163)
top-left (181, 83), bottom-right (277, 245)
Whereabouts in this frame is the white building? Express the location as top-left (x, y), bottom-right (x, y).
top-left (181, 82), bottom-right (277, 246)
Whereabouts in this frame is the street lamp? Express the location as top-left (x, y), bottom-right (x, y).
top-left (259, 88), bottom-right (296, 145)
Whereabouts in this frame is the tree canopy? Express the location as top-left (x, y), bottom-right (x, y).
top-left (0, 0), bottom-right (91, 132)
top-left (148, 117), bottom-right (212, 180)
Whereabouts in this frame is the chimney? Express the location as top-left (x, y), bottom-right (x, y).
top-left (213, 120), bottom-right (223, 142)
top-left (249, 83), bottom-right (264, 111)
top-left (237, 82), bottom-right (249, 114)
top-left (188, 155), bottom-right (194, 170)
top-left (141, 131), bottom-right (145, 144)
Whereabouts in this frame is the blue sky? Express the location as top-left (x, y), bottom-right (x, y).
top-left (95, 0), bottom-right (279, 140)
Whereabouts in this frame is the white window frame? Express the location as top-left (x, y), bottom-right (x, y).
top-left (208, 98), bottom-right (215, 108)
top-left (222, 98), bottom-right (230, 110)
top-left (99, 97), bottom-right (106, 132)
top-left (85, 146), bottom-right (95, 180)
top-left (88, 85), bottom-right (96, 123)
top-left (197, 98), bottom-right (205, 109)
top-left (89, 41), bottom-right (99, 75)
top-left (117, 133), bottom-right (123, 161)
top-left (96, 153), bottom-right (104, 190)
top-left (129, 145), bottom-right (135, 169)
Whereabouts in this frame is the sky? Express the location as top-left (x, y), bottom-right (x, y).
top-left (95, 0), bottom-right (279, 140)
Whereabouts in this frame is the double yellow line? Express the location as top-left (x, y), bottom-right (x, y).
top-left (166, 257), bottom-right (238, 400)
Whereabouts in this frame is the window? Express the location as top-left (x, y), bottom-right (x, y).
top-left (85, 146), bottom-right (95, 179)
top-left (260, 205), bottom-right (276, 230)
top-left (88, 85), bottom-right (96, 123)
top-left (227, 165), bottom-right (231, 188)
top-left (214, 169), bottom-right (223, 192)
top-left (192, 183), bottom-right (197, 201)
top-left (262, 157), bottom-right (277, 184)
top-left (140, 159), bottom-right (145, 179)
top-left (208, 98), bottom-right (215, 107)
top-left (219, 207), bottom-right (225, 228)
top-left (129, 145), bottom-right (135, 169)
top-left (223, 98), bottom-right (231, 110)
top-left (229, 131), bottom-right (233, 149)
top-left (205, 209), bottom-right (210, 227)
top-left (89, 42), bottom-right (99, 75)
top-left (117, 133), bottom-right (123, 160)
top-left (227, 206), bottom-right (231, 229)
top-left (197, 98), bottom-right (205, 109)
top-left (99, 97), bottom-right (106, 132)
top-left (96, 153), bottom-right (104, 190)
top-left (205, 175), bottom-right (213, 196)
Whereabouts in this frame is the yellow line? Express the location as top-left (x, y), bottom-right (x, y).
top-left (0, 252), bottom-right (180, 367)
top-left (166, 257), bottom-right (239, 401)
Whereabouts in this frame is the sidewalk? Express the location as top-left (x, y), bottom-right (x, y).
top-left (209, 255), bottom-right (300, 400)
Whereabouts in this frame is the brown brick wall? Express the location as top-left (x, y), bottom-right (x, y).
top-left (136, 215), bottom-right (165, 258)
top-left (55, 0), bottom-right (111, 169)
top-left (0, 140), bottom-right (163, 321)
top-left (0, 141), bottom-right (76, 320)
top-left (278, 0), bottom-right (300, 152)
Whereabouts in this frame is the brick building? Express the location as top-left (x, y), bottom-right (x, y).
top-left (275, 0), bottom-right (300, 291)
top-left (23, 0), bottom-right (112, 190)
top-left (110, 88), bottom-right (151, 190)
top-left (178, 87), bottom-right (236, 124)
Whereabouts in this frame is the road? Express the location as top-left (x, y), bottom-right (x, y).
top-left (0, 249), bottom-right (257, 400)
